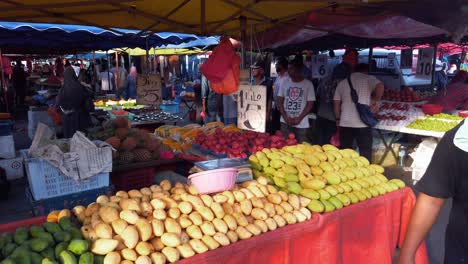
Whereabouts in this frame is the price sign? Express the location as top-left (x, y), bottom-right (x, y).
top-left (416, 48), bottom-right (434, 79)
top-left (270, 62), bottom-right (278, 78)
top-left (400, 49), bottom-right (413, 69)
top-left (460, 53), bottom-right (468, 72)
top-left (237, 85), bottom-right (267, 133)
top-left (387, 52), bottom-right (396, 69)
top-left (136, 74), bottom-right (162, 106)
top-left (311, 54), bottom-right (328, 78)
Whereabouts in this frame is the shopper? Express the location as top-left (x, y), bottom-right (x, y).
top-left (251, 60), bottom-right (273, 132)
top-left (315, 62), bottom-right (352, 145)
top-left (333, 63), bottom-right (384, 161)
top-left (99, 63), bottom-right (114, 93)
top-left (277, 57), bottom-right (316, 143)
top-left (223, 94), bottom-right (238, 126)
top-left (201, 74), bottom-right (218, 123)
top-left (272, 57), bottom-right (289, 134)
top-left (12, 60), bottom-right (27, 106)
top-left (434, 60), bottom-right (448, 91)
top-left (111, 61), bottom-right (128, 97)
top-left (123, 66), bottom-right (137, 100)
top-left (398, 120), bottom-right (468, 264)
top-left (58, 66), bottom-right (93, 138)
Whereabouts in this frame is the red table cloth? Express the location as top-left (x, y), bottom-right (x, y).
top-left (179, 187), bottom-right (428, 264)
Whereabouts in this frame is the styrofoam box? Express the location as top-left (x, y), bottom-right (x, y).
top-left (0, 135), bottom-right (15, 159)
top-left (0, 156), bottom-right (24, 180)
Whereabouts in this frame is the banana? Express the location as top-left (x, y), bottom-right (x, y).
top-left (312, 152), bottom-right (327, 162)
top-left (348, 181), bottom-right (362, 191)
top-left (333, 185), bottom-right (345, 194)
top-left (320, 200), bottom-right (336, 212)
top-left (325, 152), bottom-right (336, 162)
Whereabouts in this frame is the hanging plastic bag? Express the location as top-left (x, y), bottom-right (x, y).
top-left (210, 55), bottom-right (240, 95)
top-left (330, 127), bottom-right (340, 147)
top-left (200, 36), bottom-right (239, 83)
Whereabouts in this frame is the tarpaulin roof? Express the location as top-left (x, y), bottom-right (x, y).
top-left (0, 21), bottom-right (210, 53)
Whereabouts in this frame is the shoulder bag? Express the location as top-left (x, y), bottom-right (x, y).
top-left (347, 77), bottom-right (378, 127)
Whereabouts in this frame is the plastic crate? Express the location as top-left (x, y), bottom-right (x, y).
top-left (22, 150), bottom-right (110, 200)
top-left (111, 167), bottom-right (155, 191)
top-left (26, 186), bottom-right (114, 216)
top-left (0, 217), bottom-right (46, 234)
top-left (160, 103), bottom-right (180, 114)
top-left (0, 120), bottom-right (12, 136)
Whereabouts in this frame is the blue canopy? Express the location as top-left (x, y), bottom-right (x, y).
top-left (0, 21), bottom-right (209, 53)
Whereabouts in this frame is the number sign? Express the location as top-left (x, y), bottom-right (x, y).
top-left (311, 54), bottom-right (328, 78)
top-left (136, 74), bottom-right (162, 106)
top-left (416, 48), bottom-right (434, 79)
top-left (387, 52), bottom-right (396, 69)
top-left (237, 85), bottom-right (267, 133)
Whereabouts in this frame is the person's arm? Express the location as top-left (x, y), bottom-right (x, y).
top-left (293, 101), bottom-right (314, 125)
top-left (371, 82), bottom-right (384, 112)
top-left (397, 193), bottom-right (445, 264)
top-left (201, 76), bottom-right (209, 113)
top-left (333, 100), bottom-right (341, 125)
top-left (333, 81), bottom-right (344, 125)
top-left (277, 96), bottom-right (291, 124)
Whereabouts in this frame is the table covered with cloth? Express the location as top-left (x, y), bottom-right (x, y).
top-left (179, 187), bottom-right (428, 264)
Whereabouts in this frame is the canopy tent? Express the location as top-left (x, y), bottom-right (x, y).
top-left (119, 47), bottom-right (208, 56)
top-left (0, 21), bottom-right (211, 54)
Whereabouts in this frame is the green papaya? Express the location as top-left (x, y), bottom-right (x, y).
top-left (58, 218), bottom-right (73, 231)
top-left (2, 243), bottom-right (17, 258)
top-left (12, 253), bottom-right (32, 264)
top-left (55, 242), bottom-right (69, 260)
top-left (53, 231), bottom-right (71, 243)
top-left (42, 258), bottom-right (58, 264)
top-left (30, 252), bottom-right (43, 264)
top-left (30, 238), bottom-right (49, 252)
top-left (14, 228), bottom-right (29, 245)
top-left (68, 228), bottom-right (82, 240)
top-left (10, 245), bottom-right (29, 258)
top-left (78, 252), bottom-right (94, 264)
top-left (93, 255), bottom-right (104, 264)
top-left (29, 227), bottom-right (45, 238)
top-left (0, 235), bottom-right (6, 250)
top-left (59, 250), bottom-right (77, 264)
top-left (2, 234), bottom-right (13, 244)
top-left (43, 223), bottom-right (61, 234)
top-left (0, 258), bottom-right (15, 264)
top-left (36, 233), bottom-right (54, 246)
top-left (67, 240), bottom-right (89, 255)
top-left (41, 247), bottom-right (56, 261)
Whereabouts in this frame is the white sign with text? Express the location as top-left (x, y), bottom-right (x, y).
top-left (237, 85), bottom-right (267, 133)
top-left (311, 54), bottom-right (328, 78)
top-left (416, 48), bottom-right (434, 79)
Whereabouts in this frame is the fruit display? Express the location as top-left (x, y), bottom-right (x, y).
top-left (382, 87), bottom-right (425, 102)
top-left (376, 101), bottom-right (424, 127)
top-left (425, 113), bottom-right (464, 121)
top-left (406, 119), bottom-right (460, 132)
top-left (192, 130), bottom-right (296, 159)
top-left (68, 178), bottom-right (312, 263)
top-left (0, 212), bottom-right (90, 264)
top-left (89, 118), bottom-right (162, 165)
top-left (248, 144), bottom-right (406, 213)
top-left (132, 111), bottom-right (181, 124)
top-left (94, 99), bottom-right (144, 110)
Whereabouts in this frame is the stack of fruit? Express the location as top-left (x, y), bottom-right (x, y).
top-left (192, 130), bottom-right (295, 159)
top-left (69, 178), bottom-right (311, 263)
top-left (248, 144), bottom-right (406, 213)
top-left (382, 87), bottom-right (424, 102)
top-left (406, 119), bottom-right (460, 132)
top-left (0, 215), bottom-right (91, 264)
top-left (89, 118), bottom-right (162, 165)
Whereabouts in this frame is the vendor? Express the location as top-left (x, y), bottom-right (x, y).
top-left (398, 120), bottom-right (468, 263)
top-left (201, 73), bottom-right (218, 123)
top-left (124, 66), bottom-right (137, 100)
top-left (57, 66), bottom-right (92, 138)
top-left (251, 60), bottom-right (273, 133)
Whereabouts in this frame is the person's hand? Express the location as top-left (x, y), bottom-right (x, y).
top-left (200, 112), bottom-right (206, 119)
top-left (285, 116), bottom-right (294, 126)
top-left (370, 101), bottom-right (380, 113)
top-left (290, 117), bottom-right (301, 126)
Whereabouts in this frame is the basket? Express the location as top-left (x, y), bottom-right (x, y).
top-left (188, 168), bottom-right (237, 194)
top-left (422, 104), bottom-right (442, 115)
top-left (26, 186), bottom-right (114, 216)
top-left (0, 217), bottom-right (46, 234)
top-left (160, 103), bottom-right (180, 114)
top-left (22, 150), bottom-right (110, 200)
top-left (111, 167), bottom-right (155, 191)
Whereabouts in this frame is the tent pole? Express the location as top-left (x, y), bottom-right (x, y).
top-left (115, 51), bottom-right (119, 90)
top-left (240, 16), bottom-right (247, 70)
top-left (146, 37), bottom-right (150, 74)
top-left (106, 50), bottom-right (110, 93)
top-left (368, 47), bottom-right (373, 72)
top-left (250, 24), bottom-right (253, 84)
top-left (0, 48), bottom-right (8, 113)
top-left (430, 43), bottom-right (438, 90)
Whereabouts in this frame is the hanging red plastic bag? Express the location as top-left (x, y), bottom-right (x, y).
top-left (210, 55), bottom-right (240, 95)
top-left (200, 36), bottom-right (239, 83)
top-left (330, 127), bottom-right (340, 147)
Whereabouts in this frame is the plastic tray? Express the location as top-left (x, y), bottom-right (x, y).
top-left (160, 104), bottom-right (180, 114)
top-left (22, 150), bottom-right (110, 200)
top-left (27, 186), bottom-right (114, 216)
top-left (195, 158), bottom-right (250, 171)
top-left (111, 167), bottom-right (155, 191)
top-left (0, 217), bottom-right (46, 234)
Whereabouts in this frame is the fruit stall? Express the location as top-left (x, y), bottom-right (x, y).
top-left (1, 143), bottom-right (429, 264)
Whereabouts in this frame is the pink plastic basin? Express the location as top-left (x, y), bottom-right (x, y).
top-left (188, 168), bottom-right (237, 194)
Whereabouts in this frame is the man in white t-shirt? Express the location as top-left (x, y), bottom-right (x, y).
top-left (277, 57), bottom-right (316, 143)
top-left (333, 63), bottom-right (384, 161)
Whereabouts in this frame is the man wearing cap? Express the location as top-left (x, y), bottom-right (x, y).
top-left (277, 57), bottom-right (316, 143)
top-left (251, 60), bottom-right (273, 132)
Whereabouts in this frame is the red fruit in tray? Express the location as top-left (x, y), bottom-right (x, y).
top-left (288, 133), bottom-right (295, 139)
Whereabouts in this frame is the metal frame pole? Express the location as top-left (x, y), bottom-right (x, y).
top-left (430, 43), bottom-right (438, 90)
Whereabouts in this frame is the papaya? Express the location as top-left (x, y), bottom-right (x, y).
top-left (59, 217), bottom-right (73, 231)
top-left (30, 238), bottom-right (49, 252)
top-left (53, 231), bottom-right (71, 243)
top-left (79, 252), bottom-right (94, 264)
top-left (59, 250), bottom-right (77, 264)
top-left (29, 227), bottom-right (46, 238)
top-left (14, 228), bottom-right (29, 245)
top-left (55, 242), bottom-right (69, 259)
top-left (68, 240), bottom-right (89, 255)
top-left (31, 252), bottom-right (43, 264)
top-left (43, 223), bottom-right (61, 234)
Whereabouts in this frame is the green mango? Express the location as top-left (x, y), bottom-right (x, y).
top-left (42, 258), bottom-right (58, 264)
top-left (67, 240), bottom-right (89, 255)
top-left (307, 200), bottom-right (325, 213)
top-left (2, 243), bottom-right (17, 258)
top-left (53, 231), bottom-right (71, 243)
top-left (12, 253), bottom-right (32, 264)
top-left (59, 218), bottom-right (73, 231)
top-left (59, 250), bottom-right (77, 264)
top-left (0, 236), bottom-right (6, 250)
top-left (29, 227), bottom-right (45, 238)
top-left (55, 242), bottom-right (69, 260)
top-left (68, 228), bottom-right (82, 240)
top-left (43, 223), bottom-right (61, 234)
top-left (299, 189), bottom-right (320, 200)
top-left (14, 228), bottom-right (29, 245)
top-left (36, 233), bottom-right (54, 246)
top-left (78, 252), bottom-right (94, 264)
top-left (321, 199), bottom-right (336, 212)
top-left (30, 238), bottom-right (49, 252)
top-left (273, 176), bottom-right (286, 188)
top-left (10, 244), bottom-right (29, 256)
top-left (284, 173), bottom-right (299, 182)
top-left (41, 247), bottom-right (56, 261)
top-left (0, 258), bottom-right (15, 264)
top-left (328, 197), bottom-right (344, 210)
top-left (286, 182), bottom-right (302, 194)
top-left (2, 234), bottom-right (13, 244)
top-left (30, 252), bottom-right (43, 264)
top-left (93, 255), bottom-right (104, 264)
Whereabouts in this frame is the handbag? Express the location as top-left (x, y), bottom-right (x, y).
top-left (347, 77), bottom-right (378, 127)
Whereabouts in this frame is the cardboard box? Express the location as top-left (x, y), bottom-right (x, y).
top-left (0, 135), bottom-right (15, 159)
top-left (0, 156), bottom-right (24, 180)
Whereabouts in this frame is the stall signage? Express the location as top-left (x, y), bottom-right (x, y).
top-left (137, 74), bottom-right (162, 106)
top-left (460, 53), bottom-right (468, 72)
top-left (237, 85), bottom-right (267, 133)
top-left (387, 52), bottom-right (396, 69)
top-left (416, 48), bottom-right (434, 79)
top-left (311, 54), bottom-right (328, 78)
top-left (400, 49), bottom-right (413, 69)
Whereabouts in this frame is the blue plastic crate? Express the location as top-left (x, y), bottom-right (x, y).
top-left (160, 103), bottom-right (180, 114)
top-left (27, 185), bottom-right (114, 216)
